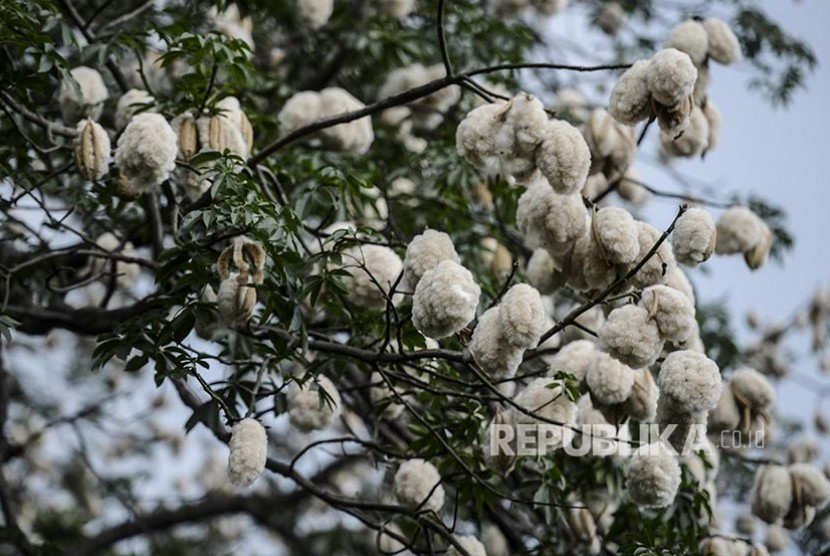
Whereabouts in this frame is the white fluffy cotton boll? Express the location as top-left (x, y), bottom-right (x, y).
top-left (703, 18), bottom-right (743, 65)
top-left (287, 375), bottom-right (342, 431)
top-left (554, 87), bottom-right (589, 122)
top-left (597, 1), bottom-right (625, 36)
top-left (227, 418), bottom-right (267, 487)
top-left (217, 272), bottom-right (257, 327)
top-left (665, 20), bottom-right (710, 66)
top-left (565, 233), bottom-right (616, 293)
top-left (631, 221), bottom-right (677, 289)
top-left (496, 93), bottom-right (548, 156)
top-left (765, 524), bottom-right (789, 552)
top-left (208, 4), bottom-right (255, 52)
top-left (593, 206), bottom-right (640, 265)
top-left (216, 96), bottom-right (254, 153)
top-left (617, 167), bottom-right (651, 207)
top-left (703, 100), bottom-right (722, 152)
top-left (470, 307), bottom-right (524, 379)
top-left (298, 0), bottom-right (334, 28)
top-left (74, 118), bottom-right (111, 181)
top-left (599, 305), bottom-right (664, 369)
top-left (446, 535), bottom-right (487, 556)
top-left (58, 66), bottom-right (109, 123)
top-left (647, 48), bottom-right (698, 108)
top-left (278, 91), bottom-right (321, 134)
top-left (788, 463), bottom-right (830, 507)
top-left (535, 119), bottom-right (592, 194)
top-left (412, 260), bottom-right (480, 339)
top-left (699, 538), bottom-right (748, 556)
top-left (481, 524), bottom-right (508, 556)
top-left (378, 64), bottom-right (460, 130)
top-left (394, 459), bottom-right (445, 512)
top-left (498, 284), bottom-right (546, 349)
top-left (730, 367), bottom-right (775, 410)
top-left (708, 386), bottom-right (741, 432)
top-left (639, 285), bottom-right (696, 344)
top-left (115, 113), bottom-right (178, 192)
top-left (318, 88), bottom-right (374, 153)
top-left (673, 207), bottom-right (717, 266)
top-left (516, 180), bottom-right (588, 254)
top-left (587, 351), bottom-right (635, 406)
top-left (115, 89), bottom-right (155, 130)
top-left (341, 245), bottom-right (403, 311)
top-left (609, 60), bottom-right (652, 125)
top-left (665, 267), bottom-right (696, 306)
top-left (584, 108), bottom-right (636, 175)
top-left (562, 305), bottom-right (606, 343)
top-left (658, 350), bottom-right (722, 414)
top-left (403, 229), bottom-right (459, 290)
top-left (751, 465), bottom-right (794, 523)
top-left (626, 441), bottom-right (682, 508)
top-left (514, 378), bottom-right (577, 450)
top-left (715, 206), bottom-right (769, 255)
top-left (456, 103), bottom-right (504, 174)
top-left (526, 249), bottom-right (558, 294)
top-left (661, 105), bottom-right (709, 158)
top-left (548, 340), bottom-right (596, 384)
top-left (624, 368), bottom-right (659, 422)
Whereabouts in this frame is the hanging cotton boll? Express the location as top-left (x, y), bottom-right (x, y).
top-left (216, 96), bottom-right (254, 153)
top-left (630, 220), bottom-right (677, 289)
top-left (115, 113), bottom-right (178, 193)
top-left (516, 180), bottom-right (589, 254)
top-left (481, 524), bottom-right (508, 556)
top-left (548, 340), bottom-right (596, 384)
top-left (208, 3), bottom-right (255, 52)
top-left (665, 20), bottom-right (710, 66)
top-left (217, 235), bottom-right (267, 284)
top-left (370, 372), bottom-right (404, 418)
top-left (585, 350), bottom-right (635, 406)
top-left (672, 207), bottom-right (717, 266)
top-left (609, 60), bottom-right (653, 125)
top-left (114, 89), bottom-right (155, 131)
top-left (412, 260), bottom-right (480, 339)
top-left (498, 284), bottom-right (546, 349)
top-left (617, 167), bottom-right (651, 206)
top-left (639, 285), bottom-right (696, 344)
top-left (493, 93), bottom-right (547, 156)
top-left (598, 305), bottom-right (663, 369)
top-left (703, 18), bottom-right (743, 65)
top-left (446, 535), bottom-right (487, 556)
top-left (73, 118), bottom-right (111, 181)
top-left (402, 229), bottom-right (459, 291)
top-left (469, 307), bottom-right (524, 379)
top-left (479, 238), bottom-right (513, 275)
top-left (318, 88), bottom-right (374, 154)
top-left (456, 102), bottom-right (505, 174)
top-left (278, 91), bottom-right (322, 135)
top-left (554, 88), bottom-right (589, 122)
top-left (374, 0), bottom-right (417, 19)
top-left (626, 441), bottom-right (682, 508)
top-left (513, 378), bottom-right (577, 451)
top-left (657, 350), bottom-right (722, 414)
top-left (751, 465), bottom-right (794, 523)
top-left (647, 48), bottom-right (698, 108)
top-left (661, 105), bottom-right (710, 158)
top-left (663, 267), bottom-right (695, 307)
top-left (287, 375), bottom-right (342, 431)
top-left (58, 66), bottom-right (109, 123)
top-left (708, 385), bottom-right (741, 433)
top-left (765, 524), bottom-right (789, 553)
top-left (582, 172), bottom-right (608, 201)
top-left (195, 113), bottom-right (249, 159)
top-left (788, 463), bottom-right (830, 507)
top-left (702, 100), bottom-right (722, 153)
top-left (731, 367), bottom-right (775, 412)
top-left (298, 0), bottom-right (334, 28)
top-left (393, 459), bottom-right (445, 512)
top-left (597, 1), bottom-right (625, 35)
top-left (745, 224), bottom-right (773, 271)
top-left (699, 538), bottom-right (748, 556)
top-left (563, 232), bottom-right (614, 294)
top-left (715, 206), bottom-right (768, 255)
top-left (226, 418), bottom-right (267, 487)
top-left (535, 119), bottom-right (592, 194)
top-left (584, 108), bottom-right (636, 177)
top-left (341, 244), bottom-right (403, 311)
top-left (217, 271), bottom-right (257, 327)
top-left (593, 206), bottom-right (640, 265)
top-left (378, 64), bottom-right (460, 130)
top-left (624, 368), bottom-right (659, 422)
top-left (736, 513), bottom-right (758, 536)
top-left (526, 248), bottom-right (558, 294)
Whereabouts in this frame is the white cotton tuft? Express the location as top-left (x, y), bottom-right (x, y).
top-left (470, 307), bottom-right (524, 379)
top-left (703, 18), bottom-right (743, 65)
top-left (658, 350), bottom-right (722, 414)
top-left (609, 60), bottom-right (652, 125)
top-left (751, 464), bottom-right (793, 523)
top-left (456, 102), bottom-right (504, 174)
top-left (278, 91), bottom-right (321, 134)
top-left (584, 109), bottom-right (636, 176)
top-left (548, 340), bottom-right (596, 384)
top-left (412, 260), bottom-right (480, 339)
top-left (514, 378), bottom-right (577, 450)
top-left (403, 229), bottom-right (459, 290)
top-left (278, 88), bottom-right (374, 153)
top-left (617, 167), bottom-right (651, 206)
top-left (227, 418), bottom-right (267, 487)
top-left (624, 368), bottom-right (659, 422)
top-left (673, 207), bottom-right (717, 266)
top-left (598, 304), bottom-right (664, 369)
top-left (664, 266), bottom-right (696, 305)
top-left (378, 64), bottom-right (460, 130)
top-left (597, 1), bottom-right (625, 35)
top-left (661, 105), bottom-right (709, 158)
top-left (115, 89), bottom-right (155, 130)
top-left (298, 0), bottom-right (334, 28)
top-left (217, 272), bottom-right (257, 327)
top-left (74, 118), bottom-right (111, 181)
top-left (341, 244), bottom-right (403, 311)
top-left (665, 20), bottom-right (709, 66)
top-left (730, 367), bottom-right (775, 410)
top-left (115, 113), bottom-right (178, 193)
top-left (639, 285), bottom-right (697, 344)
top-left (394, 459), bottom-right (445, 512)
top-left (286, 375), bottom-right (342, 431)
top-left (703, 100), bottom-right (722, 152)
top-left (516, 180), bottom-right (588, 254)
top-left (626, 441), bottom-right (682, 507)
top-left (593, 206), bottom-right (640, 265)
top-left (58, 66), bottom-right (109, 123)
top-left (446, 535), bottom-right (487, 556)
top-left (498, 284), bottom-right (546, 349)
top-left (631, 220), bottom-right (677, 289)
top-left (765, 524), bottom-right (789, 552)
top-left (535, 119), bottom-right (592, 194)
top-left (647, 48), bottom-right (698, 108)
top-left (587, 351), bottom-right (635, 406)
top-left (789, 463), bottom-right (830, 507)
top-left (715, 206), bottom-right (770, 254)
top-left (525, 248), bottom-right (558, 295)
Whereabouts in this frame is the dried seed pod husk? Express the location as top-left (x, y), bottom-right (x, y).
top-left (178, 114), bottom-right (199, 159)
top-left (74, 118), bottom-right (111, 181)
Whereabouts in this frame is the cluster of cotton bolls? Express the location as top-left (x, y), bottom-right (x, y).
top-left (286, 375), bottom-right (343, 431)
top-left (393, 458), bottom-right (445, 512)
top-left (488, 0), bottom-right (568, 18)
top-left (215, 236), bottom-right (266, 328)
top-left (709, 367), bottom-right (774, 444)
top-left (278, 87), bottom-right (374, 154)
top-left (457, 92), bottom-right (590, 188)
top-left (751, 462), bottom-right (830, 531)
top-left (715, 206), bottom-right (774, 270)
top-left (404, 230), bottom-right (481, 339)
top-left (227, 418), bottom-right (267, 487)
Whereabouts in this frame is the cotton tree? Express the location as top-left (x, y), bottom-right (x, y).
top-left (0, 0), bottom-right (826, 555)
